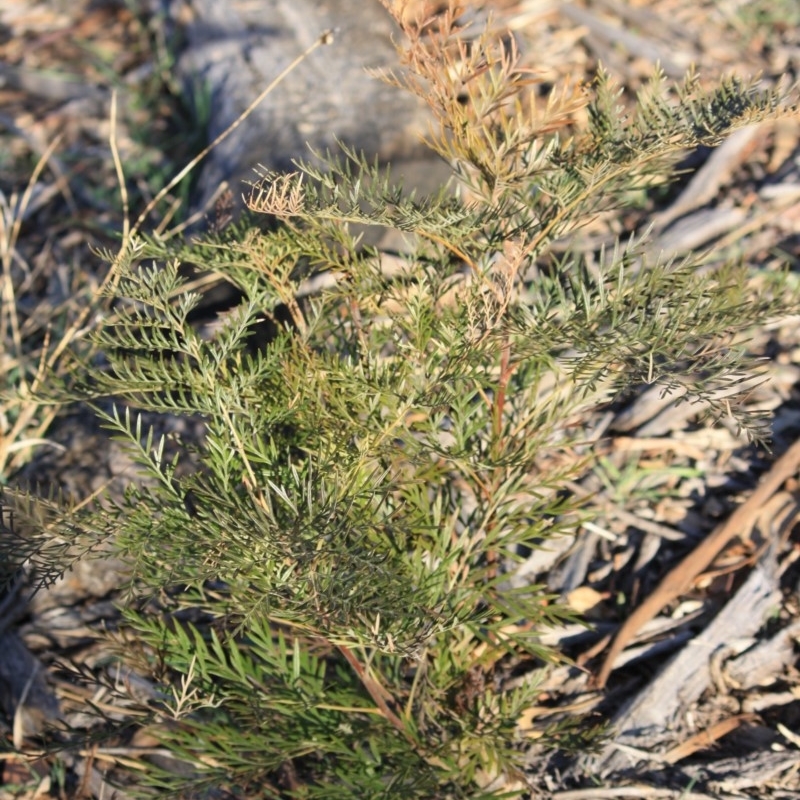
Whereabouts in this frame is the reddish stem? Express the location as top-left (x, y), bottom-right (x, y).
top-left (492, 335), bottom-right (515, 444)
top-left (338, 645), bottom-right (416, 745)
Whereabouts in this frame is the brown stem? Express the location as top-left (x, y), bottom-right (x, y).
top-left (338, 645), bottom-right (416, 745)
top-left (481, 336), bottom-right (518, 579)
top-left (492, 336), bottom-right (516, 445)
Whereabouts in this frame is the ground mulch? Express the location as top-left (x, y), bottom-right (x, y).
top-left (1, 1), bottom-right (800, 797)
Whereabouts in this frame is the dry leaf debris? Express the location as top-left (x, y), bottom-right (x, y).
top-left (1, 0), bottom-right (800, 797)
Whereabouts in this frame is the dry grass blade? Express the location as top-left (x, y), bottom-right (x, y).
top-left (0, 136), bottom-right (63, 364)
top-left (1, 25), bottom-right (335, 479)
top-left (127, 29), bottom-right (334, 245)
top-left (0, 137), bottom-right (67, 476)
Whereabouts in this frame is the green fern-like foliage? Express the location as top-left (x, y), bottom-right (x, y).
top-left (5, 4), bottom-right (798, 798)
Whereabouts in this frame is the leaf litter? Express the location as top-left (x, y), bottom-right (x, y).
top-left (1, 0), bottom-right (799, 797)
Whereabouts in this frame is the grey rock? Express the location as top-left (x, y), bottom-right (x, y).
top-left (170, 0), bottom-right (450, 216)
top-left (0, 631), bottom-right (61, 737)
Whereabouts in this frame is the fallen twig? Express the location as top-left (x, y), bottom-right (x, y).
top-left (595, 437), bottom-right (800, 688)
